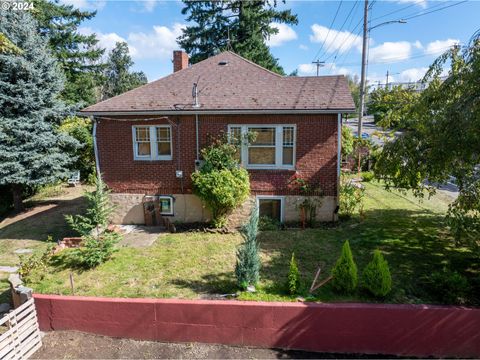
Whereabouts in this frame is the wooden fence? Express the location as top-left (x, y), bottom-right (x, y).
top-left (0, 298), bottom-right (42, 360)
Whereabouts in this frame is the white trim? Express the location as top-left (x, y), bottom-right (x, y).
top-left (132, 125), bottom-right (173, 161)
top-left (92, 117), bottom-right (101, 180)
top-left (158, 195), bottom-right (174, 216)
top-left (256, 195), bottom-right (285, 222)
top-left (228, 124), bottom-right (296, 170)
top-left (81, 109), bottom-right (356, 116)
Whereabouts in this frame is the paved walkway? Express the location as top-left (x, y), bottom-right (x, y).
top-left (118, 226), bottom-right (166, 248)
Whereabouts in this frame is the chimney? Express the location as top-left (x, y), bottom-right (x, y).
top-left (173, 50), bottom-right (188, 73)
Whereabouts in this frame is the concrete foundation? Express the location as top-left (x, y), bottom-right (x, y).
top-left (109, 193), bottom-right (337, 226)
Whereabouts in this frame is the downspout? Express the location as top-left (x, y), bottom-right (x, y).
top-left (91, 116), bottom-right (101, 181)
top-left (335, 113), bottom-right (342, 221)
top-left (195, 114), bottom-right (199, 161)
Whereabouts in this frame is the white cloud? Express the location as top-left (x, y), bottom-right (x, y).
top-left (309, 24), bottom-right (362, 54)
top-left (79, 27), bottom-right (131, 55)
top-left (59, 0), bottom-right (105, 10)
top-left (369, 41), bottom-right (412, 62)
top-left (267, 23), bottom-right (298, 47)
top-left (136, 0), bottom-right (159, 12)
top-left (399, 67), bottom-right (429, 82)
top-left (127, 23), bottom-right (185, 59)
top-left (425, 38), bottom-right (459, 55)
top-left (299, 44), bottom-right (309, 51)
top-left (298, 63), bottom-right (316, 75)
top-left (397, 0), bottom-right (427, 8)
top-left (297, 62), bottom-right (350, 76)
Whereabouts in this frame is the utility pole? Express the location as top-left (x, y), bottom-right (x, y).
top-left (312, 60), bottom-right (325, 76)
top-left (357, 0), bottom-right (369, 177)
top-left (385, 70), bottom-right (390, 89)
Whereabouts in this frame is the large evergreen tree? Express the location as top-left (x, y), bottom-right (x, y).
top-left (178, 0), bottom-right (297, 75)
top-left (30, 0), bottom-right (104, 105)
top-left (0, 10), bottom-right (79, 212)
top-left (102, 42), bottom-right (148, 99)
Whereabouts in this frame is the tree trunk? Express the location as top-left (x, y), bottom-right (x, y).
top-left (11, 184), bottom-right (24, 213)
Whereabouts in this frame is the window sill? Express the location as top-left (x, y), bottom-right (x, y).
top-left (246, 166), bottom-right (295, 171)
top-left (133, 157), bottom-right (173, 162)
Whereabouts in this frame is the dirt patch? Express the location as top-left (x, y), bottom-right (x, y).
top-left (32, 331), bottom-right (405, 359)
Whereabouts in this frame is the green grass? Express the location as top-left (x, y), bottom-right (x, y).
top-left (20, 182), bottom-right (480, 305)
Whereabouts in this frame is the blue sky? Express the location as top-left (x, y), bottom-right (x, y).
top-left (70, 0), bottom-right (479, 86)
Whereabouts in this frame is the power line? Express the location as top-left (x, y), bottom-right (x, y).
top-left (312, 0), bottom-right (343, 62)
top-left (395, 0), bottom-right (468, 21)
top-left (370, 2), bottom-right (418, 22)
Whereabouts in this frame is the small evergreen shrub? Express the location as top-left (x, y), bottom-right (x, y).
top-left (361, 171), bottom-right (374, 182)
top-left (287, 252), bottom-right (301, 295)
top-left (362, 250), bottom-right (392, 297)
top-left (430, 269), bottom-right (470, 304)
top-left (70, 231), bottom-right (120, 269)
top-left (331, 240), bottom-right (358, 294)
top-left (235, 207), bottom-right (261, 289)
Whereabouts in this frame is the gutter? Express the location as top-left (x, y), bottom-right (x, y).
top-left (195, 114), bottom-right (199, 161)
top-left (91, 116), bottom-right (101, 181)
top-left (79, 109), bottom-right (357, 117)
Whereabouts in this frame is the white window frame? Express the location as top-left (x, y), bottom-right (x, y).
top-left (132, 125), bottom-right (172, 161)
top-left (228, 124), bottom-right (296, 170)
top-left (158, 195), bottom-right (174, 216)
top-left (256, 195), bottom-right (285, 222)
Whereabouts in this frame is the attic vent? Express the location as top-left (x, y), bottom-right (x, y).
top-left (218, 61), bottom-right (229, 66)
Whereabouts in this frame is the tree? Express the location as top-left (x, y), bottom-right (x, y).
top-left (0, 33), bottom-right (21, 54)
top-left (367, 85), bottom-right (419, 129)
top-left (0, 10), bottom-right (78, 212)
top-left (102, 42), bottom-right (148, 100)
top-left (235, 206), bottom-right (261, 290)
top-left (30, 0), bottom-right (105, 105)
top-left (331, 240), bottom-right (358, 294)
top-left (341, 125), bottom-right (354, 159)
top-left (375, 36), bottom-right (480, 250)
top-left (362, 250), bottom-right (392, 298)
top-left (178, 0), bottom-right (298, 75)
top-left (286, 252), bottom-right (301, 295)
top-left (347, 75), bottom-right (361, 114)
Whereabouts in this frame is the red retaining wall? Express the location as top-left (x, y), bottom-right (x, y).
top-left (34, 294), bottom-right (480, 358)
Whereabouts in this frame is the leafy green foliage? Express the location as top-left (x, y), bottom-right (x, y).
top-left (191, 134), bottom-right (250, 228)
top-left (341, 125), bottom-right (354, 159)
top-left (30, 0), bottom-right (104, 105)
top-left (429, 269), bottom-right (470, 304)
top-left (0, 10), bottom-right (79, 212)
top-left (18, 239), bottom-right (55, 281)
top-left (367, 85), bottom-right (419, 129)
top-left (362, 250), bottom-right (392, 298)
top-left (374, 37), bottom-right (480, 251)
top-left (259, 215), bottom-right (281, 231)
top-left (178, 0), bottom-right (298, 74)
top-left (70, 231), bottom-right (119, 269)
top-left (347, 75), bottom-right (361, 114)
top-left (102, 42), bottom-right (147, 100)
top-left (0, 32), bottom-right (22, 54)
top-left (362, 171), bottom-right (374, 182)
top-left (65, 177), bottom-right (115, 237)
top-left (287, 252), bottom-right (301, 295)
top-left (289, 177), bottom-right (323, 228)
top-left (339, 177), bottom-right (365, 218)
top-left (331, 240), bottom-right (358, 294)
top-left (58, 116), bottom-right (95, 179)
top-left (235, 207), bottom-right (261, 289)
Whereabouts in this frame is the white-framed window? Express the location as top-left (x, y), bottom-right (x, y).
top-left (256, 196), bottom-right (284, 222)
top-left (159, 196), bottom-right (174, 215)
top-left (228, 125), bottom-right (296, 170)
top-left (132, 125), bottom-right (172, 161)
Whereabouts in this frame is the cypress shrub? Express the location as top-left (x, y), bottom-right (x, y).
top-left (362, 250), bottom-right (392, 298)
top-left (287, 252), bottom-right (301, 295)
top-left (331, 240), bottom-right (358, 294)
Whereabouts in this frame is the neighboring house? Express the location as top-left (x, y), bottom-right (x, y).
top-left (81, 51), bottom-right (355, 226)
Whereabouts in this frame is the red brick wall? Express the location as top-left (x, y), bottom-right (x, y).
top-left (96, 114), bottom-right (339, 196)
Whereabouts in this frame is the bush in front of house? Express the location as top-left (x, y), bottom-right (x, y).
top-left (429, 268), bottom-right (470, 304)
top-left (361, 171), bottom-right (375, 182)
top-left (259, 215), bottom-right (281, 231)
top-left (287, 252), bottom-right (301, 295)
top-left (331, 240), bottom-right (358, 294)
top-left (362, 250), bottom-right (392, 298)
top-left (65, 177), bottom-right (120, 269)
top-left (192, 133), bottom-right (250, 228)
top-left (339, 176), bottom-right (365, 219)
top-left (235, 206), bottom-right (261, 290)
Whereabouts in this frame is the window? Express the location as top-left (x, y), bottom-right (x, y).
top-left (257, 196), bottom-right (284, 222)
top-left (133, 125), bottom-right (172, 160)
top-left (228, 125), bottom-right (296, 169)
top-left (158, 196), bottom-right (173, 215)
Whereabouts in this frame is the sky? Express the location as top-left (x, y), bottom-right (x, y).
top-left (67, 0), bottom-right (480, 86)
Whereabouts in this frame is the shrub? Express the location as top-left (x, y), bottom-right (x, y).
top-left (339, 177), bottom-right (365, 218)
top-left (18, 239), bottom-right (55, 281)
top-left (430, 269), bottom-right (470, 304)
top-left (361, 171), bottom-right (374, 182)
top-left (235, 207), bottom-right (261, 290)
top-left (70, 231), bottom-right (120, 269)
top-left (362, 250), bottom-right (392, 297)
top-left (259, 215), bottom-right (281, 231)
top-left (287, 252), bottom-right (301, 295)
top-left (331, 240), bottom-right (358, 294)
top-left (192, 168), bottom-right (250, 228)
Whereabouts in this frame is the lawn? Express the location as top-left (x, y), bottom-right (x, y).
top-left (8, 182), bottom-right (480, 305)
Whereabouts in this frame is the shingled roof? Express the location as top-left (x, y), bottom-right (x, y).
top-left (81, 51), bottom-right (355, 114)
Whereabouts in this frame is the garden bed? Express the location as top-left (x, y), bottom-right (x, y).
top-left (23, 182), bottom-right (480, 306)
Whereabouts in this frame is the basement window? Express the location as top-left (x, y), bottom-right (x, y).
top-left (133, 125), bottom-right (172, 161)
top-left (257, 196), bottom-right (284, 222)
top-left (159, 196), bottom-right (174, 215)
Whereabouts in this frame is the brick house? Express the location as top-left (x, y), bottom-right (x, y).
top-left (81, 51), bottom-right (355, 226)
